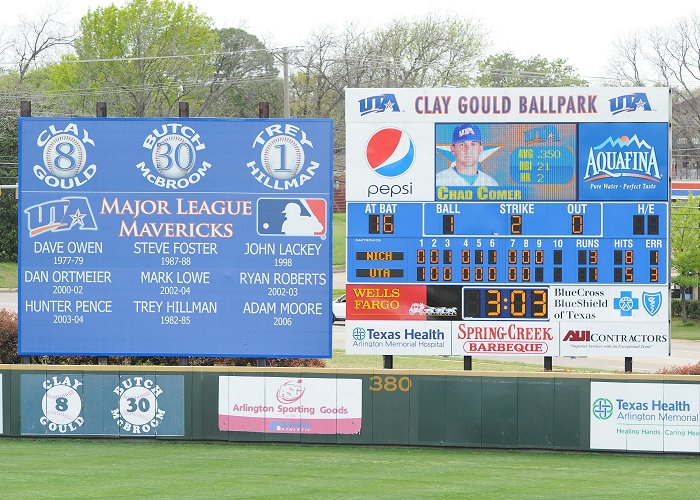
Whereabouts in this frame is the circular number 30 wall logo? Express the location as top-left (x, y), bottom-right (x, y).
top-left (113, 377), bottom-right (166, 434)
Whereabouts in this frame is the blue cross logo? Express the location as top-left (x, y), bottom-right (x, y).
top-left (592, 398), bottom-right (614, 420)
top-left (614, 291), bottom-right (639, 317)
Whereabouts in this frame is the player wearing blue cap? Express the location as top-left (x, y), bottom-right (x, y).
top-left (436, 124), bottom-right (498, 187)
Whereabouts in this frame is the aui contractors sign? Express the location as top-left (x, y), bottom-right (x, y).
top-left (591, 382), bottom-right (700, 453)
top-left (20, 373), bottom-right (184, 436)
top-left (218, 376), bottom-right (362, 434)
top-left (556, 286), bottom-right (668, 357)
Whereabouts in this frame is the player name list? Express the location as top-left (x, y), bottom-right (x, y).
top-left (21, 193), bottom-right (330, 355)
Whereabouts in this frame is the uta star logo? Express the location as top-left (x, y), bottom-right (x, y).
top-left (634, 97), bottom-right (648, 110)
top-left (69, 208), bottom-right (88, 227)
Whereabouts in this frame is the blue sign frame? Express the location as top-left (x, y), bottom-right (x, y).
top-left (19, 118), bottom-right (333, 357)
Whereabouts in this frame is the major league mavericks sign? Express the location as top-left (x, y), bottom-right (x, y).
top-left (19, 118), bottom-right (333, 358)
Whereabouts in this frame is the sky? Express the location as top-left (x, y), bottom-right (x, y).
top-left (0, 0), bottom-right (694, 80)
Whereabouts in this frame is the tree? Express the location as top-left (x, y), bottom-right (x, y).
top-left (610, 16), bottom-right (700, 173)
top-left (671, 194), bottom-right (700, 322)
top-left (0, 189), bottom-right (17, 262)
top-left (196, 28), bottom-right (283, 117)
top-left (475, 53), bottom-right (588, 87)
top-left (50, 0), bottom-right (219, 116)
top-left (0, 7), bottom-right (76, 121)
top-left (40, 3), bottom-right (283, 118)
top-left (0, 5), bottom-right (76, 85)
top-left (292, 16), bottom-right (487, 120)
top-left (368, 16), bottom-right (486, 88)
top-left (291, 16), bottom-right (487, 182)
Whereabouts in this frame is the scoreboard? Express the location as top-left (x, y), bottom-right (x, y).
top-left (345, 87), bottom-right (670, 358)
top-left (348, 202), bottom-right (667, 286)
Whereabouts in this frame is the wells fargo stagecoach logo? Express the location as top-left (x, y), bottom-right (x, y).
top-left (40, 376), bottom-right (85, 434)
top-left (33, 123), bottom-right (97, 189)
top-left (112, 377), bottom-right (166, 434)
top-left (408, 303), bottom-right (458, 317)
top-left (583, 134), bottom-right (662, 183)
top-left (24, 196), bottom-right (98, 237)
top-left (246, 124), bottom-right (319, 190)
top-left (136, 123), bottom-right (211, 190)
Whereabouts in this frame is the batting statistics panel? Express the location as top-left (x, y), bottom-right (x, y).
top-left (19, 118), bottom-right (333, 357)
top-left (345, 87), bottom-right (670, 358)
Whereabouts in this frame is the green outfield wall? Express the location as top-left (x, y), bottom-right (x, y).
top-left (1, 366), bottom-right (698, 453)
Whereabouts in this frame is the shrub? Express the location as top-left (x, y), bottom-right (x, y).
top-left (0, 191), bottom-right (18, 262)
top-left (671, 298), bottom-right (700, 320)
top-left (656, 361), bottom-right (700, 375)
top-left (0, 308), bottom-right (19, 363)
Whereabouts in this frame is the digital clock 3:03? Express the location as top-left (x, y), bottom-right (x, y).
top-left (462, 288), bottom-right (547, 319)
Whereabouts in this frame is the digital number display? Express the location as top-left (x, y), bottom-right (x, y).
top-left (511, 215), bottom-right (522, 235)
top-left (509, 145), bottom-right (576, 186)
top-left (443, 215), bottom-right (454, 234)
top-left (369, 214), bottom-right (394, 234)
top-left (348, 202), bottom-right (668, 286)
top-left (572, 215), bottom-right (583, 234)
top-left (462, 288), bottom-right (548, 319)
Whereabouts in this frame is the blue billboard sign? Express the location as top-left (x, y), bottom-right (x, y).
top-left (578, 123), bottom-right (669, 200)
top-left (345, 87), bottom-right (671, 358)
top-left (19, 118), bottom-right (333, 357)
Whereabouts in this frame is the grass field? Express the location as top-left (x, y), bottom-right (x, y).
top-left (0, 439), bottom-right (698, 498)
top-left (671, 318), bottom-right (700, 340)
top-left (0, 262), bottom-right (16, 288)
top-left (326, 350), bottom-right (612, 372)
top-left (332, 212), bottom-right (346, 267)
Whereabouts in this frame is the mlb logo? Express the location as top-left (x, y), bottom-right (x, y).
top-left (257, 198), bottom-right (327, 237)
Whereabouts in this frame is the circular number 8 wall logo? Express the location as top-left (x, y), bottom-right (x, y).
top-left (40, 384), bottom-right (84, 433)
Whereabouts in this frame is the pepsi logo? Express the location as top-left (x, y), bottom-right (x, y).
top-left (366, 128), bottom-right (415, 178)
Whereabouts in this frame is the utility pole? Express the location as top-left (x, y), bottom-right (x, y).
top-left (272, 47), bottom-right (302, 119)
top-left (282, 48), bottom-right (290, 118)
